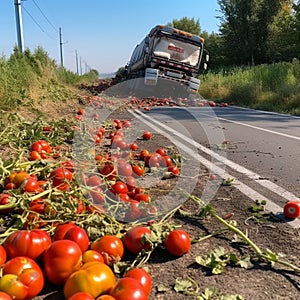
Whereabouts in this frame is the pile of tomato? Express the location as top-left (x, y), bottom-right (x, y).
top-left (0, 217), bottom-right (190, 299)
top-left (0, 99), bottom-right (192, 299)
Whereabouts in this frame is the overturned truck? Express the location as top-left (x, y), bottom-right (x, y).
top-left (125, 25), bottom-right (208, 98)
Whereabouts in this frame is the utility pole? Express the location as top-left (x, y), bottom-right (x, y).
top-left (75, 50), bottom-right (79, 75)
top-left (59, 27), bottom-right (64, 67)
top-left (14, 0), bottom-right (25, 52)
top-left (80, 57), bottom-right (82, 75)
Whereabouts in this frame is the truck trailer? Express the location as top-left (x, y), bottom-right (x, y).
top-left (125, 25), bottom-right (208, 97)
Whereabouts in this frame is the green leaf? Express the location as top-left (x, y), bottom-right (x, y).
top-left (157, 284), bottom-right (170, 292)
top-left (220, 295), bottom-right (245, 300)
top-left (174, 277), bottom-right (199, 296)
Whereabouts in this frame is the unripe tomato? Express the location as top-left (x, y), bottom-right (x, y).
top-left (123, 226), bottom-right (152, 255)
top-left (12, 171), bottom-right (30, 188)
top-left (82, 250), bottom-right (104, 264)
top-left (4, 229), bottom-right (51, 261)
top-left (164, 229), bottom-right (191, 257)
top-left (43, 240), bottom-right (82, 285)
top-left (91, 235), bottom-right (124, 265)
top-left (63, 261), bottom-right (116, 299)
top-left (1, 256), bottom-right (44, 300)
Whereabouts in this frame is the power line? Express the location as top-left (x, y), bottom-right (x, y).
top-left (32, 0), bottom-right (58, 34)
top-left (21, 3), bottom-right (57, 40)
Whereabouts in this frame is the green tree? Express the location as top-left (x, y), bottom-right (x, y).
top-left (291, 1), bottom-right (300, 59)
top-left (267, 0), bottom-right (295, 62)
top-left (167, 17), bottom-right (201, 36)
top-left (217, 0), bottom-right (288, 65)
top-left (201, 31), bottom-right (225, 70)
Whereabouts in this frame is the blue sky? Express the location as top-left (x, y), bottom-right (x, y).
top-left (1, 0), bottom-right (221, 74)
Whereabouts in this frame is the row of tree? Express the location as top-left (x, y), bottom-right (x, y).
top-left (169, 0), bottom-right (300, 70)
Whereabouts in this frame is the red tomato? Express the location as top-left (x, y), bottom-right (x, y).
top-left (21, 178), bottom-right (43, 193)
top-left (124, 268), bottom-right (152, 295)
top-left (283, 201), bottom-right (300, 219)
top-left (64, 225), bottom-right (90, 253)
top-left (4, 229), bottom-right (51, 261)
top-left (132, 165), bottom-right (145, 177)
top-left (68, 292), bottom-right (94, 300)
top-left (110, 277), bottom-right (148, 300)
top-left (139, 149), bottom-right (149, 160)
top-left (82, 250), bottom-right (104, 264)
top-left (50, 167), bottom-right (73, 188)
top-left (100, 164), bottom-right (117, 180)
top-left (164, 229), bottom-right (191, 257)
top-left (124, 201), bottom-right (143, 222)
top-left (0, 292), bottom-right (12, 300)
top-left (162, 155), bottom-right (172, 167)
top-left (91, 235), bottom-right (124, 265)
top-left (52, 222), bottom-right (76, 241)
top-left (90, 187), bottom-right (105, 203)
top-left (122, 120), bottom-right (131, 128)
top-left (31, 140), bottom-right (51, 153)
top-left (155, 148), bottom-right (166, 156)
top-left (29, 198), bottom-right (45, 214)
top-left (1, 256), bottom-right (44, 300)
top-left (168, 165), bottom-right (180, 175)
top-left (144, 153), bottom-right (161, 168)
top-left (0, 193), bottom-right (15, 214)
top-left (111, 181), bottom-right (128, 195)
top-left (61, 160), bottom-right (76, 173)
top-left (86, 175), bottom-right (103, 187)
top-left (142, 131), bottom-right (152, 140)
top-left (29, 150), bottom-right (41, 161)
top-left (43, 240), bottom-right (82, 285)
top-left (0, 245), bottom-right (7, 265)
top-left (134, 193), bottom-right (151, 203)
top-left (117, 162), bottom-right (132, 177)
top-left (97, 295), bottom-right (116, 300)
top-left (125, 176), bottom-right (136, 191)
top-left (130, 143), bottom-right (138, 151)
top-left (123, 226), bottom-right (152, 255)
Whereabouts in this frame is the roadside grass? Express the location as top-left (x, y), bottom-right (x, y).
top-left (200, 59), bottom-right (300, 115)
top-left (2, 46), bottom-right (300, 117)
top-left (0, 47), bottom-right (98, 116)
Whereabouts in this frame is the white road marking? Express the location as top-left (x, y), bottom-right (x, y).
top-left (133, 109), bottom-right (300, 202)
top-left (130, 109), bottom-right (300, 228)
top-left (195, 108), bottom-right (300, 141)
top-left (230, 106), bottom-right (300, 119)
top-left (217, 116), bottom-right (300, 141)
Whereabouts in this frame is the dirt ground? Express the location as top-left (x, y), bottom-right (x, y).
top-left (2, 85), bottom-right (300, 300)
top-left (33, 110), bottom-right (300, 300)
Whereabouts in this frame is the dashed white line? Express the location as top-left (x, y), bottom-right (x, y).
top-left (130, 109), bottom-right (300, 228)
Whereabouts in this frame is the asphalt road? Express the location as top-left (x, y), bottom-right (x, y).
top-left (130, 105), bottom-right (300, 226)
